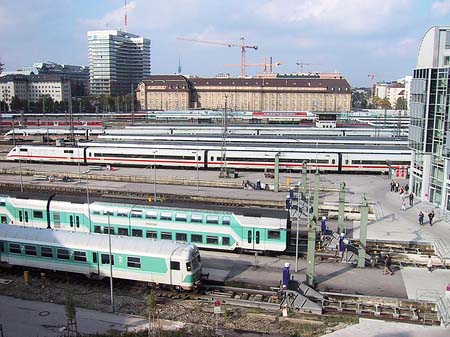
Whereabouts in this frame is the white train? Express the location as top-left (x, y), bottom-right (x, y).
top-left (6, 142), bottom-right (411, 173)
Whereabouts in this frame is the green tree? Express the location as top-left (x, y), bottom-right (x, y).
top-left (380, 97), bottom-right (392, 109)
top-left (147, 290), bottom-right (158, 337)
top-left (64, 290), bottom-right (78, 336)
top-left (10, 96), bottom-right (24, 111)
top-left (395, 97), bottom-right (408, 110)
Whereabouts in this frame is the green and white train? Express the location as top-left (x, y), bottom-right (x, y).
top-left (0, 225), bottom-right (202, 290)
top-left (0, 194), bottom-right (289, 253)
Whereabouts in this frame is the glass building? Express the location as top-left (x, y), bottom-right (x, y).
top-left (409, 26), bottom-right (450, 209)
top-left (87, 30), bottom-right (151, 96)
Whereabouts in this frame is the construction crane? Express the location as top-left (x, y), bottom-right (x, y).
top-left (296, 62), bottom-right (319, 73)
top-left (368, 73), bottom-right (382, 97)
top-left (177, 36), bottom-right (258, 77)
top-left (225, 56), bottom-right (281, 74)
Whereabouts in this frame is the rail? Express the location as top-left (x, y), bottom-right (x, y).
top-left (416, 288), bottom-right (450, 326)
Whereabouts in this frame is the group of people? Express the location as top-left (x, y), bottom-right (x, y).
top-left (418, 210), bottom-right (435, 226)
top-left (391, 181), bottom-right (415, 211)
top-left (384, 254), bottom-right (434, 275)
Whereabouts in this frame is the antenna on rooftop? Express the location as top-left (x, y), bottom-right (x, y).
top-left (124, 0), bottom-right (128, 32)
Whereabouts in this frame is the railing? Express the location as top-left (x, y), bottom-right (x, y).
top-left (416, 288), bottom-right (450, 327)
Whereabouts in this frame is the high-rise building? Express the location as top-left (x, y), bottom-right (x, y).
top-left (409, 26), bottom-right (450, 209)
top-left (87, 30), bottom-right (151, 96)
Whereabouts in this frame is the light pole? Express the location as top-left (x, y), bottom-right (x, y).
top-left (295, 181), bottom-right (300, 272)
top-left (153, 150), bottom-right (157, 203)
top-left (193, 150), bottom-right (199, 191)
top-left (82, 169), bottom-right (91, 231)
top-left (18, 152), bottom-right (23, 192)
top-left (107, 214), bottom-right (115, 313)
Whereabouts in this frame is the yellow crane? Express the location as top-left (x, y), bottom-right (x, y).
top-left (177, 36), bottom-right (258, 77)
top-left (225, 56), bottom-right (281, 74)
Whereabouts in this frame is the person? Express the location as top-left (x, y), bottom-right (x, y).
top-left (384, 254), bottom-right (394, 275)
top-left (428, 210), bottom-right (435, 226)
top-left (395, 182), bottom-right (399, 192)
top-left (405, 184), bottom-right (409, 193)
top-left (418, 211), bottom-right (424, 226)
top-left (338, 232), bottom-right (346, 260)
top-left (409, 192), bottom-right (414, 206)
top-left (401, 199), bottom-right (406, 211)
top-left (390, 181), bottom-right (395, 192)
top-left (427, 255), bottom-right (433, 273)
top-left (400, 186), bottom-right (405, 196)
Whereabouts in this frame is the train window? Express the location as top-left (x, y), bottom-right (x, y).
top-left (117, 210), bottom-right (128, 217)
top-left (75, 216), bottom-right (80, 228)
top-left (93, 252), bottom-right (98, 263)
top-left (118, 228), bottom-right (129, 236)
top-left (40, 247), bottom-right (53, 258)
top-left (268, 230), bottom-right (281, 240)
top-left (19, 148), bottom-right (28, 152)
top-left (74, 251), bottom-right (87, 262)
top-left (94, 226), bottom-right (101, 233)
top-left (222, 216), bottom-right (231, 225)
top-left (103, 209), bottom-right (114, 216)
top-left (19, 211), bottom-right (22, 222)
top-left (206, 215), bottom-right (219, 224)
top-left (176, 233), bottom-right (187, 241)
top-left (127, 257), bottom-right (141, 268)
top-left (131, 210), bottom-right (142, 218)
top-left (0, 242), bottom-right (3, 252)
top-left (332, 159), bottom-right (336, 165)
top-left (25, 212), bottom-right (28, 223)
top-left (161, 232), bottom-right (172, 240)
top-left (191, 234), bottom-right (203, 243)
top-left (104, 227), bottom-right (115, 235)
top-left (210, 156), bottom-right (214, 161)
top-left (132, 229), bottom-right (143, 237)
top-left (222, 237), bottom-right (230, 246)
top-left (256, 231), bottom-right (260, 244)
top-left (170, 261), bottom-right (180, 270)
top-left (25, 245), bottom-right (37, 256)
top-left (190, 214), bottom-right (203, 223)
top-left (345, 160), bottom-right (349, 165)
top-left (248, 231), bottom-right (252, 244)
top-left (101, 254), bottom-right (115, 265)
top-left (9, 243), bottom-right (21, 254)
top-left (175, 213), bottom-right (187, 222)
top-left (93, 210), bottom-right (101, 215)
top-left (186, 262), bottom-right (192, 271)
top-left (57, 248), bottom-right (70, 260)
top-left (70, 215), bottom-right (74, 227)
top-left (145, 211), bottom-right (157, 219)
top-left (53, 213), bottom-right (61, 229)
top-left (160, 212), bottom-right (172, 221)
top-left (33, 210), bottom-right (43, 219)
top-left (63, 150), bottom-right (74, 154)
top-left (206, 236), bottom-right (219, 245)
top-left (146, 230), bottom-right (157, 239)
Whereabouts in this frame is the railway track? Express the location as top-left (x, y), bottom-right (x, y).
top-left (0, 266), bottom-right (440, 326)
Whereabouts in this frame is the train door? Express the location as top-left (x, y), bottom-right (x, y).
top-left (67, 213), bottom-right (83, 231)
top-left (245, 228), bottom-right (264, 250)
top-left (90, 252), bottom-right (100, 276)
top-left (204, 150), bottom-right (208, 168)
top-left (337, 153), bottom-right (343, 173)
top-left (169, 260), bottom-right (182, 287)
top-left (16, 209), bottom-right (31, 227)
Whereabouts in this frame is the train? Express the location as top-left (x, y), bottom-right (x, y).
top-left (0, 194), bottom-right (289, 253)
top-left (6, 141), bottom-right (412, 173)
top-left (0, 225), bottom-right (202, 290)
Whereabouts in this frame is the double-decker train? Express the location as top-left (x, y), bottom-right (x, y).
top-left (0, 194), bottom-right (289, 253)
top-left (6, 141), bottom-right (411, 173)
top-left (0, 225), bottom-right (202, 290)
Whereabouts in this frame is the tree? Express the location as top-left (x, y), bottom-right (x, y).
top-left (380, 97), bottom-right (392, 109)
top-left (10, 96), bottom-right (24, 111)
top-left (147, 290), bottom-right (160, 337)
top-left (64, 290), bottom-right (78, 337)
top-left (395, 97), bottom-right (408, 110)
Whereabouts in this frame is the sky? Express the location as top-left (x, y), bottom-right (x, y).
top-left (0, 0), bottom-right (449, 87)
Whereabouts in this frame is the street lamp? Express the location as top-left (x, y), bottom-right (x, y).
top-left (82, 169), bottom-right (91, 231)
top-left (153, 150), bottom-right (157, 203)
top-left (107, 214), bottom-right (115, 313)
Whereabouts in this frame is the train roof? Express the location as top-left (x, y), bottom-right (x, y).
top-left (1, 192), bottom-right (289, 219)
top-left (0, 225), bottom-right (196, 259)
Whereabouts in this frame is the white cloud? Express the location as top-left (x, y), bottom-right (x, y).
top-left (431, 0), bottom-right (450, 15)
top-left (260, 0), bottom-right (412, 34)
top-left (373, 38), bottom-right (418, 57)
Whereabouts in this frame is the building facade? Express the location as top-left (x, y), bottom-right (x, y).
top-left (0, 74), bottom-right (71, 110)
top-left (137, 73), bottom-right (351, 112)
top-left (374, 81), bottom-right (406, 108)
top-left (88, 30), bottom-right (151, 96)
top-left (409, 26), bottom-right (450, 210)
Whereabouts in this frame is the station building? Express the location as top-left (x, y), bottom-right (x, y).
top-left (136, 73), bottom-right (351, 112)
top-left (409, 26), bottom-right (450, 209)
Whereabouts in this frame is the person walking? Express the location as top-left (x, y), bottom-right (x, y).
top-left (409, 192), bottom-right (414, 207)
top-left (418, 211), bottom-right (424, 226)
top-left (401, 199), bottom-right (407, 211)
top-left (427, 255), bottom-right (433, 273)
top-left (383, 254), bottom-right (394, 275)
top-left (428, 210), bottom-right (435, 226)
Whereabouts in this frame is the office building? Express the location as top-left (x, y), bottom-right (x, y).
top-left (136, 73), bottom-right (351, 112)
top-left (409, 26), bottom-right (450, 209)
top-left (88, 30), bottom-right (151, 96)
